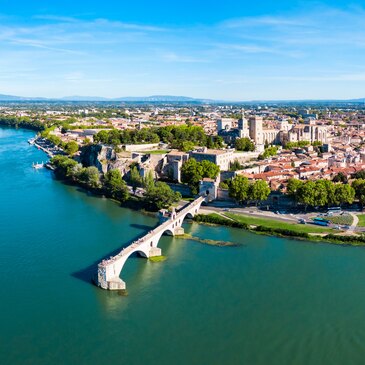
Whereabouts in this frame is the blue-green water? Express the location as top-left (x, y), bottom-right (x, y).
top-left (2, 127), bottom-right (365, 365)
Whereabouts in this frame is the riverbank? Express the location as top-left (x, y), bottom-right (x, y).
top-left (0, 116), bottom-right (45, 131)
top-left (194, 213), bottom-right (365, 246)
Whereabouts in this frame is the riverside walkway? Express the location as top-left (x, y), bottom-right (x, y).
top-left (97, 196), bottom-right (205, 290)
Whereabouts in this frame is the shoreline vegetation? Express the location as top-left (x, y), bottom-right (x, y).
top-left (193, 213), bottom-right (365, 246)
top-left (0, 116), bottom-right (45, 131)
top-left (4, 122), bottom-right (365, 248)
top-left (49, 155), bottom-right (182, 212)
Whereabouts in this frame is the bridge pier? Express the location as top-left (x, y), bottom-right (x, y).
top-left (96, 196), bottom-right (204, 291)
top-left (149, 247), bottom-right (161, 257)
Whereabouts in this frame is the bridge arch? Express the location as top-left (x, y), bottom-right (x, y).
top-left (98, 196), bottom-right (205, 290)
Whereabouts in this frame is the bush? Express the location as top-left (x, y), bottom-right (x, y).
top-left (324, 234), bottom-right (365, 244)
top-left (255, 225), bottom-right (309, 238)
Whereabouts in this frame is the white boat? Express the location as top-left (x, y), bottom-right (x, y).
top-left (32, 162), bottom-right (44, 169)
top-left (28, 138), bottom-right (35, 145)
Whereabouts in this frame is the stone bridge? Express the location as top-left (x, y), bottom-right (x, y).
top-left (97, 196), bottom-right (205, 290)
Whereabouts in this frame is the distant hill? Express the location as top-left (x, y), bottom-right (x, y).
top-left (0, 93), bottom-right (365, 104)
top-left (60, 95), bottom-right (110, 101)
top-left (0, 93), bottom-right (46, 101)
top-left (0, 93), bottom-right (213, 102)
top-left (61, 95), bottom-right (215, 102)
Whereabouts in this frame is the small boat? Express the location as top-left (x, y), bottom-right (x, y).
top-left (28, 138), bottom-right (35, 145)
top-left (32, 162), bottom-right (44, 169)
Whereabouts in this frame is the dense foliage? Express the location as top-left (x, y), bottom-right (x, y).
top-left (284, 141), bottom-right (310, 149)
top-left (143, 181), bottom-right (181, 210)
top-left (258, 146), bottom-right (278, 160)
top-left (0, 116), bottom-right (46, 131)
top-left (93, 125), bottom-right (223, 150)
top-left (228, 176), bottom-right (271, 205)
top-left (64, 141), bottom-right (79, 155)
top-left (287, 178), bottom-right (355, 208)
top-left (180, 158), bottom-right (220, 194)
top-left (235, 137), bottom-right (255, 152)
top-left (50, 156), bottom-right (180, 209)
top-left (352, 179), bottom-right (365, 206)
top-left (104, 169), bottom-right (130, 201)
top-left (229, 159), bottom-right (244, 171)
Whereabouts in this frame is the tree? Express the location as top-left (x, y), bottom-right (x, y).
top-left (332, 172), bottom-right (348, 184)
top-left (104, 169), bottom-right (129, 201)
top-left (181, 158), bottom-right (203, 195)
top-left (50, 155), bottom-right (78, 179)
top-left (352, 170), bottom-right (365, 179)
top-left (297, 181), bottom-right (316, 210)
top-left (314, 180), bottom-right (329, 207)
top-left (181, 141), bottom-right (195, 152)
top-left (322, 179), bottom-right (336, 206)
top-left (77, 166), bottom-right (101, 188)
top-left (235, 137), bottom-right (255, 152)
top-left (143, 170), bottom-right (155, 191)
top-left (144, 182), bottom-right (181, 210)
top-left (201, 160), bottom-right (220, 179)
top-left (130, 166), bottom-right (142, 194)
top-left (287, 178), bottom-right (303, 197)
top-left (334, 184), bottom-right (355, 206)
top-left (64, 141), bottom-right (79, 155)
top-left (352, 179), bottom-right (365, 206)
top-left (47, 134), bottom-right (62, 146)
top-left (249, 180), bottom-right (271, 205)
top-left (181, 158), bottom-right (220, 195)
top-left (258, 146), bottom-right (278, 160)
top-left (228, 175), bottom-right (250, 204)
top-left (230, 159), bottom-right (243, 171)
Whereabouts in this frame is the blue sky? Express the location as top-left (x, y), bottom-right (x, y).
top-left (1, 0), bottom-right (365, 100)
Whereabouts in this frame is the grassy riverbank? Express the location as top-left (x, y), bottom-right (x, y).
top-left (194, 213), bottom-right (365, 246)
top-left (224, 212), bottom-right (332, 234)
top-left (357, 214), bottom-right (365, 227)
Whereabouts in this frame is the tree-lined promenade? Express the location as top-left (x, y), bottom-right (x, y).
top-left (287, 178), bottom-right (355, 209)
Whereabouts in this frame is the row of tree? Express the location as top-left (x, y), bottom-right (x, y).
top-left (287, 178), bottom-right (355, 208)
top-left (228, 176), bottom-right (271, 205)
top-left (93, 125), bottom-right (224, 151)
top-left (50, 156), bottom-right (181, 210)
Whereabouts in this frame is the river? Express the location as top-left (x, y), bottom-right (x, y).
top-left (1, 127), bottom-right (365, 365)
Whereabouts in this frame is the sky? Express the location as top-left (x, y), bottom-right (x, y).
top-left (1, 0), bottom-right (365, 100)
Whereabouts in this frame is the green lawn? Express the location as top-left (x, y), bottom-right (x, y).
top-left (357, 214), bottom-right (365, 227)
top-left (224, 213), bottom-right (332, 234)
top-left (137, 150), bottom-right (170, 154)
top-left (325, 214), bottom-right (353, 226)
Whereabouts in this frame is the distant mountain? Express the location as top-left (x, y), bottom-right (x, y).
top-left (60, 95), bottom-right (110, 101)
top-left (1, 93), bottom-right (365, 104)
top-left (347, 98), bottom-right (365, 103)
top-left (61, 95), bottom-right (214, 102)
top-left (114, 95), bottom-right (212, 102)
top-left (0, 93), bottom-right (46, 101)
top-left (0, 93), bottom-right (214, 103)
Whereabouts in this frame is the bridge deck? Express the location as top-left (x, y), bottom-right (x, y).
top-left (98, 196), bottom-right (204, 268)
